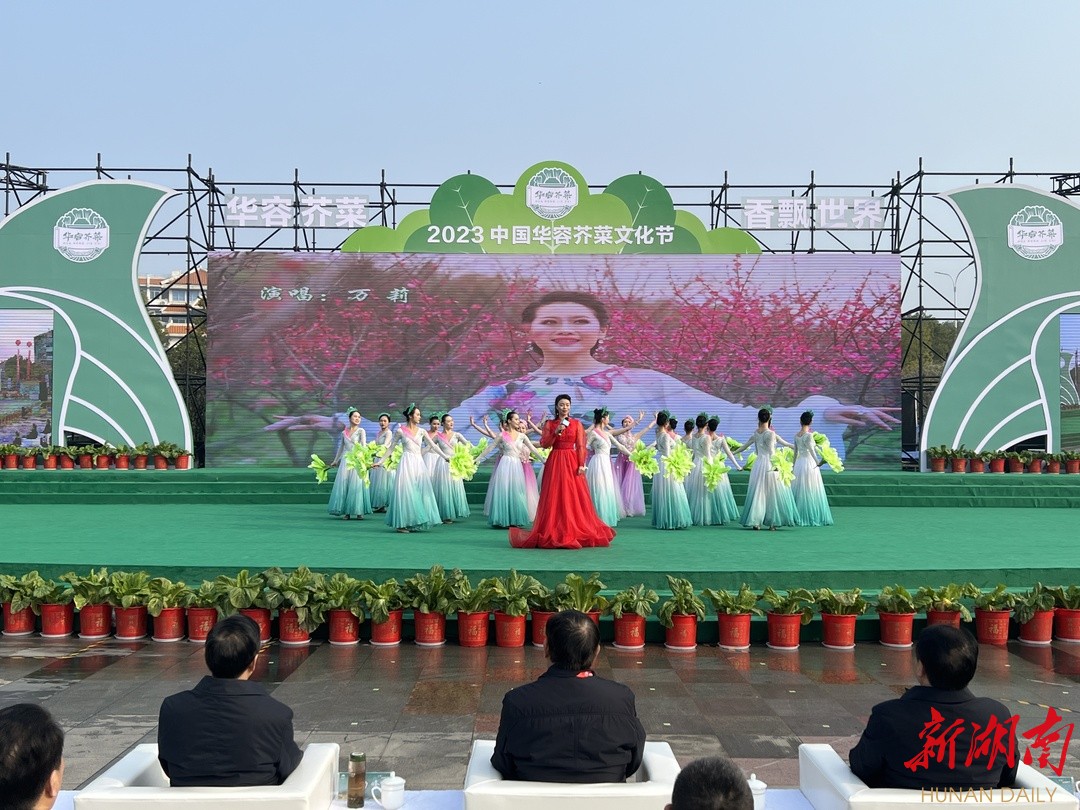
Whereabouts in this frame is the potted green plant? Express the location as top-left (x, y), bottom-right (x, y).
top-left (0, 443), bottom-right (19, 469)
top-left (913, 583), bottom-right (979, 627)
top-left (973, 584), bottom-right (1015, 644)
top-left (703, 584), bottom-right (763, 651)
top-left (361, 578), bottom-right (406, 646)
top-left (554, 573), bottom-right (609, 623)
top-left (133, 442), bottom-right (153, 470)
top-left (74, 444), bottom-right (93, 469)
top-left (657, 576), bottom-right (707, 651)
top-left (1026, 451), bottom-right (1045, 474)
top-left (1064, 452), bottom-right (1080, 475)
top-left (490, 569), bottom-right (543, 648)
top-left (813, 587), bottom-right (869, 649)
top-left (39, 444), bottom-right (59, 470)
top-left (608, 584), bottom-right (659, 650)
top-left (175, 447), bottom-right (192, 470)
top-left (212, 569), bottom-right (273, 641)
top-left (402, 565), bottom-right (460, 647)
top-left (448, 575), bottom-right (496, 648)
top-left (112, 443), bottom-right (133, 470)
top-left (185, 581), bottom-right (220, 643)
top-left (760, 587), bottom-right (814, 650)
top-left (146, 577), bottom-right (192, 642)
top-left (0, 571), bottom-right (47, 635)
top-left (108, 571), bottom-right (151, 640)
top-left (92, 444), bottom-right (113, 469)
top-left (1050, 585), bottom-right (1080, 641)
top-left (60, 568), bottom-right (112, 638)
top-left (318, 573), bottom-right (366, 646)
top-left (1003, 451), bottom-right (1029, 473)
top-left (984, 450), bottom-right (1006, 474)
top-left (152, 441), bottom-right (178, 469)
top-left (948, 446), bottom-right (968, 473)
top-left (20, 445), bottom-right (39, 469)
top-left (874, 584), bottom-right (917, 648)
top-left (55, 445), bottom-right (77, 469)
top-left (527, 582), bottom-right (560, 648)
top-left (265, 566), bottom-right (325, 646)
top-left (34, 578), bottom-right (76, 637)
top-left (925, 444), bottom-right (949, 473)
top-left (1013, 583), bottom-right (1056, 645)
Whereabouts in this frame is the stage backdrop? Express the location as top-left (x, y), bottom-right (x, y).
top-left (206, 252), bottom-right (900, 468)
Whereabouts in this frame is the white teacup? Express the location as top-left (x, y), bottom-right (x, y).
top-left (372, 775), bottom-right (406, 809)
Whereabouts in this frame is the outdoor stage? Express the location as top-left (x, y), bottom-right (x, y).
top-left (3, 469), bottom-right (1077, 594)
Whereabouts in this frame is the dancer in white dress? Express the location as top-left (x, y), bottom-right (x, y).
top-left (792, 410), bottom-right (834, 526)
top-left (652, 412), bottom-right (693, 530)
top-left (327, 408), bottom-right (373, 520)
top-left (471, 411), bottom-right (543, 528)
top-left (584, 408), bottom-right (634, 527)
top-left (431, 413), bottom-right (471, 523)
top-left (707, 416), bottom-right (743, 523)
top-left (737, 408), bottom-right (800, 530)
top-left (612, 414), bottom-right (653, 517)
top-left (369, 413), bottom-right (394, 512)
top-left (380, 404), bottom-right (450, 533)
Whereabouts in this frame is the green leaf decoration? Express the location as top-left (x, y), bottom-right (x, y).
top-left (345, 442), bottom-right (382, 485)
top-left (664, 441), bottom-right (694, 483)
top-left (630, 440), bottom-right (659, 478)
top-left (384, 444), bottom-right (403, 472)
top-left (308, 454), bottom-right (331, 484)
top-left (820, 444), bottom-right (844, 473)
top-left (702, 457), bottom-right (731, 491)
top-left (449, 442), bottom-right (479, 480)
top-left (773, 450), bottom-right (795, 487)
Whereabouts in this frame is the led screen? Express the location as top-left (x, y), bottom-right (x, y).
top-left (0, 310), bottom-right (54, 446)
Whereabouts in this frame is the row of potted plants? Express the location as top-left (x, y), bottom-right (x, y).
top-left (2, 568), bottom-right (1079, 651)
top-left (925, 445), bottom-right (1080, 474)
top-left (0, 442), bottom-right (191, 470)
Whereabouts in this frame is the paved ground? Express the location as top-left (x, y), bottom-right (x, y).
top-left (1, 634), bottom-right (1077, 790)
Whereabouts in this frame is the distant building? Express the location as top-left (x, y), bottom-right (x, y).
top-left (34, 330), bottom-right (53, 364)
top-left (139, 269), bottom-right (207, 347)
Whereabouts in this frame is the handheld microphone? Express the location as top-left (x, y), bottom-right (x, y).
top-left (560, 418), bottom-right (570, 428)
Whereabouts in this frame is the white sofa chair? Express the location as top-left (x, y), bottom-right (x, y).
top-left (463, 738), bottom-right (680, 810)
top-left (799, 744), bottom-right (1078, 810)
top-left (74, 742), bottom-right (339, 810)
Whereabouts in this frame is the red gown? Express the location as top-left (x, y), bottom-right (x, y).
top-left (509, 418), bottom-right (615, 549)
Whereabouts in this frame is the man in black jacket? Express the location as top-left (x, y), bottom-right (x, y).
top-left (491, 609), bottom-right (646, 783)
top-left (157, 614), bottom-right (303, 787)
top-left (849, 624), bottom-right (1018, 790)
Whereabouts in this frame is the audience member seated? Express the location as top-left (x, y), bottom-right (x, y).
top-left (667, 756), bottom-right (753, 810)
top-left (157, 613), bottom-right (302, 787)
top-left (491, 609), bottom-right (647, 783)
top-left (849, 624), bottom-right (1018, 790)
top-left (0, 702), bottom-right (65, 810)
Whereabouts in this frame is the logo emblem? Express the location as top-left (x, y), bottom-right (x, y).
top-left (1007, 205), bottom-right (1063, 261)
top-left (525, 167), bottom-right (578, 220)
top-left (54, 208), bottom-right (110, 263)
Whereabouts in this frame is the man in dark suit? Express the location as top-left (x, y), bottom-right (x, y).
top-left (491, 609), bottom-right (646, 783)
top-left (157, 614), bottom-right (302, 787)
top-left (849, 624), bottom-right (1018, 790)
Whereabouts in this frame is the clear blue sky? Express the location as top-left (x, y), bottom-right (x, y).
top-left (5, 1), bottom-right (1079, 187)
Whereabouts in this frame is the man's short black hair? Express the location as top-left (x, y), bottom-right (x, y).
top-left (205, 614), bottom-right (260, 678)
top-left (0, 703), bottom-right (64, 810)
top-left (670, 756), bottom-right (753, 810)
top-left (545, 610), bottom-right (600, 670)
top-left (916, 624), bottom-right (979, 691)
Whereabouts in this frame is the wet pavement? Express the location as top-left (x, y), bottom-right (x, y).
top-left (1, 634), bottom-right (1077, 790)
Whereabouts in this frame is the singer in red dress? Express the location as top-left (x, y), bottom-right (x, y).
top-left (509, 394), bottom-right (616, 549)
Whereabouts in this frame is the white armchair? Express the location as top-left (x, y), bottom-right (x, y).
top-left (74, 742), bottom-right (339, 810)
top-left (799, 744), bottom-right (1077, 810)
top-left (463, 738), bottom-right (680, 810)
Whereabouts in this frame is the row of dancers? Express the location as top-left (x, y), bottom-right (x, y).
top-left (325, 403), bottom-right (834, 533)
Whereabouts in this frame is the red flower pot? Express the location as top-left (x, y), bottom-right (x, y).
top-left (586, 610), bottom-right (601, 626)
top-left (1046, 460), bottom-right (1061, 474)
top-left (1018, 609), bottom-right (1055, 646)
top-left (152, 607), bottom-right (185, 642)
top-left (950, 458), bottom-right (967, 473)
top-left (43, 454), bottom-right (57, 469)
top-left (878, 611), bottom-right (915, 648)
top-left (1007, 458), bottom-right (1025, 473)
top-left (989, 458), bottom-right (1005, 473)
top-left (328, 609), bottom-right (362, 646)
top-left (766, 612), bottom-right (802, 650)
top-left (1067, 459), bottom-right (1080, 474)
top-left (664, 614), bottom-right (698, 651)
top-left (95, 455), bottom-right (111, 469)
top-left (115, 455), bottom-right (130, 470)
top-left (974, 608), bottom-right (1011, 645)
top-left (78, 603), bottom-right (111, 638)
top-left (133, 454), bottom-right (148, 470)
top-left (929, 457), bottom-right (946, 472)
top-left (530, 610), bottom-right (555, 648)
top-left (370, 609), bottom-right (403, 646)
top-left (821, 613), bottom-right (858, 649)
top-left (153, 455), bottom-right (168, 470)
top-left (717, 613), bottom-right (752, 650)
top-left (494, 611), bottom-right (526, 647)
top-left (456, 611), bottom-right (489, 647)
top-left (240, 607), bottom-right (272, 642)
top-left (21, 455), bottom-right (36, 469)
top-left (78, 454), bottom-right (92, 469)
top-left (2, 602), bottom-right (36, 635)
top-left (175, 454), bottom-right (191, 470)
top-left (926, 609), bottom-right (963, 628)
top-left (612, 614), bottom-right (647, 650)
top-left (1054, 607), bottom-right (1080, 643)
top-left (278, 608), bottom-right (312, 646)
top-left (414, 611), bottom-right (446, 646)
top-left (2, 453), bottom-right (17, 469)
top-left (59, 455), bottom-right (75, 469)
top-left (1027, 460), bottom-right (1043, 474)
top-left (968, 459), bottom-right (985, 473)
top-left (114, 605), bottom-right (148, 640)
top-left (40, 603), bottom-right (75, 637)
top-left (186, 607), bottom-right (218, 643)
